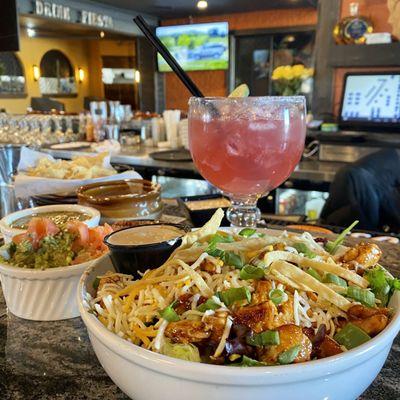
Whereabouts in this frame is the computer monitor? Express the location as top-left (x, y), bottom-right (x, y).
top-left (339, 72), bottom-right (400, 132)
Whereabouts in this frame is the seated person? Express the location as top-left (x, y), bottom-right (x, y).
top-left (320, 149), bottom-right (400, 232)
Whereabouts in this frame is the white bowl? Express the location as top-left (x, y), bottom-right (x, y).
top-left (78, 255), bottom-right (400, 400)
top-left (0, 254), bottom-right (108, 321)
top-left (0, 204), bottom-right (101, 243)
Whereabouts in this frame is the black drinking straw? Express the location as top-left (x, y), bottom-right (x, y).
top-left (133, 15), bottom-right (204, 98)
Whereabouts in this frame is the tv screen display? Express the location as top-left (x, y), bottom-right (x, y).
top-left (0, 0), bottom-right (19, 51)
top-left (156, 22), bottom-right (229, 72)
top-left (340, 72), bottom-right (400, 126)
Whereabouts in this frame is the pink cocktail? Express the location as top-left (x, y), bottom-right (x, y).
top-left (188, 96), bottom-right (306, 227)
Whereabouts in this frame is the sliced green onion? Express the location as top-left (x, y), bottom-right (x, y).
top-left (206, 247), bottom-right (225, 258)
top-left (240, 264), bottom-right (265, 280)
top-left (257, 233), bottom-right (266, 238)
top-left (269, 289), bottom-right (288, 305)
top-left (209, 233), bottom-right (234, 247)
top-left (325, 220), bottom-right (359, 254)
top-left (197, 298), bottom-right (220, 312)
top-left (307, 268), bottom-right (322, 281)
top-left (223, 251), bottom-right (244, 269)
top-left (238, 228), bottom-right (257, 238)
top-left (347, 286), bottom-right (375, 307)
top-left (246, 330), bottom-right (280, 347)
top-left (218, 287), bottom-right (251, 307)
top-left (206, 233), bottom-right (233, 258)
top-left (323, 272), bottom-right (348, 288)
top-left (232, 355), bottom-right (269, 367)
top-left (160, 301), bottom-right (180, 322)
top-left (333, 323), bottom-right (371, 350)
top-left (278, 345), bottom-right (300, 365)
top-left (254, 260), bottom-right (266, 268)
top-left (93, 277), bottom-right (100, 290)
top-left (293, 243), bottom-right (316, 258)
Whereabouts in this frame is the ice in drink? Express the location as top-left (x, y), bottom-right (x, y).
top-left (189, 113), bottom-right (306, 197)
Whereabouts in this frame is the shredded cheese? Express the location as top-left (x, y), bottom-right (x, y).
top-left (213, 316), bottom-right (233, 358)
top-left (154, 319), bottom-right (168, 351)
top-left (177, 260), bottom-right (213, 297)
top-left (293, 290), bottom-right (300, 326)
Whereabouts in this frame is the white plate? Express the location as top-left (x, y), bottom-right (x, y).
top-left (50, 142), bottom-right (91, 150)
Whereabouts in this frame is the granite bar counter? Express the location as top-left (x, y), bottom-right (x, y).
top-left (43, 145), bottom-right (343, 184)
top-left (1, 237), bottom-right (400, 399)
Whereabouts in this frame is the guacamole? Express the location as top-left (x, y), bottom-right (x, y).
top-left (2, 232), bottom-right (75, 269)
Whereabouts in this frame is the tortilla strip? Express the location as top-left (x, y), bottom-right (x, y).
top-left (270, 260), bottom-right (351, 311)
top-left (264, 251), bottom-right (299, 267)
top-left (269, 269), bottom-right (312, 292)
top-left (181, 208), bottom-right (224, 247)
top-left (220, 238), bottom-right (278, 252)
top-left (162, 208), bottom-right (224, 265)
top-left (298, 258), bottom-right (368, 288)
top-left (263, 251), bottom-right (368, 288)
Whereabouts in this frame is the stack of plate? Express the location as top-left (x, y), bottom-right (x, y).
top-left (31, 193), bottom-right (77, 206)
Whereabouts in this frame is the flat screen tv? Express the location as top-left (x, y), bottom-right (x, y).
top-left (0, 0), bottom-right (19, 51)
top-left (156, 22), bottom-right (229, 72)
top-left (339, 71), bottom-right (400, 132)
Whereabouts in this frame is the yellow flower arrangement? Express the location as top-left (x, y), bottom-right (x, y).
top-left (271, 64), bottom-right (314, 95)
top-left (272, 64), bottom-right (314, 81)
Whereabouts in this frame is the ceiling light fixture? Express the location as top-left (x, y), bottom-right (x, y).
top-left (197, 0), bottom-right (208, 10)
top-left (27, 28), bottom-right (36, 38)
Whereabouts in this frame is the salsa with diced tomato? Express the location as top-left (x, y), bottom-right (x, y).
top-left (0, 217), bottom-right (112, 269)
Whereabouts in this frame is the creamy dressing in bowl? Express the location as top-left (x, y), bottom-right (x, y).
top-left (106, 225), bottom-right (186, 246)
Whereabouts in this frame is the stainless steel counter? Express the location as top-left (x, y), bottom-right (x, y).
top-left (43, 145), bottom-right (343, 184)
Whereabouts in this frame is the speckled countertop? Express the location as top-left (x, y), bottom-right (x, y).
top-left (0, 239), bottom-right (399, 400)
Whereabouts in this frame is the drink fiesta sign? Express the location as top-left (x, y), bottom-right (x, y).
top-left (33, 0), bottom-right (113, 28)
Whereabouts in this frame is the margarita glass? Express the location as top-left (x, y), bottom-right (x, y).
top-left (188, 96), bottom-right (306, 227)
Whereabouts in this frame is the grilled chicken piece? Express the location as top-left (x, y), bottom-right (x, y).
top-left (347, 304), bottom-right (390, 319)
top-left (234, 296), bottom-right (294, 333)
top-left (258, 324), bottom-right (312, 364)
top-left (351, 314), bottom-right (388, 336)
top-left (341, 242), bottom-right (382, 269)
top-left (97, 273), bottom-right (124, 293)
top-left (203, 311), bottom-right (228, 342)
top-left (314, 336), bottom-right (343, 359)
top-left (347, 304), bottom-right (389, 336)
top-left (199, 259), bottom-right (221, 274)
top-left (174, 294), bottom-right (193, 314)
top-left (251, 281), bottom-right (273, 304)
top-left (165, 320), bottom-right (211, 344)
top-left (273, 243), bottom-right (286, 251)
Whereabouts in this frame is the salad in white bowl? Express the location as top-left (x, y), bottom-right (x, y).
top-left (78, 210), bottom-right (400, 400)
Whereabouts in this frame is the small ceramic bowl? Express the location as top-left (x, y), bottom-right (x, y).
top-left (0, 254), bottom-right (108, 321)
top-left (103, 223), bottom-right (190, 276)
top-left (77, 179), bottom-right (163, 224)
top-left (0, 204), bottom-right (100, 243)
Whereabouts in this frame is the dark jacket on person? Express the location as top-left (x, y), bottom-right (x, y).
top-left (320, 149), bottom-right (400, 232)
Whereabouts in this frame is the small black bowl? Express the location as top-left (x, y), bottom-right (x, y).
top-left (104, 223), bottom-right (190, 277)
